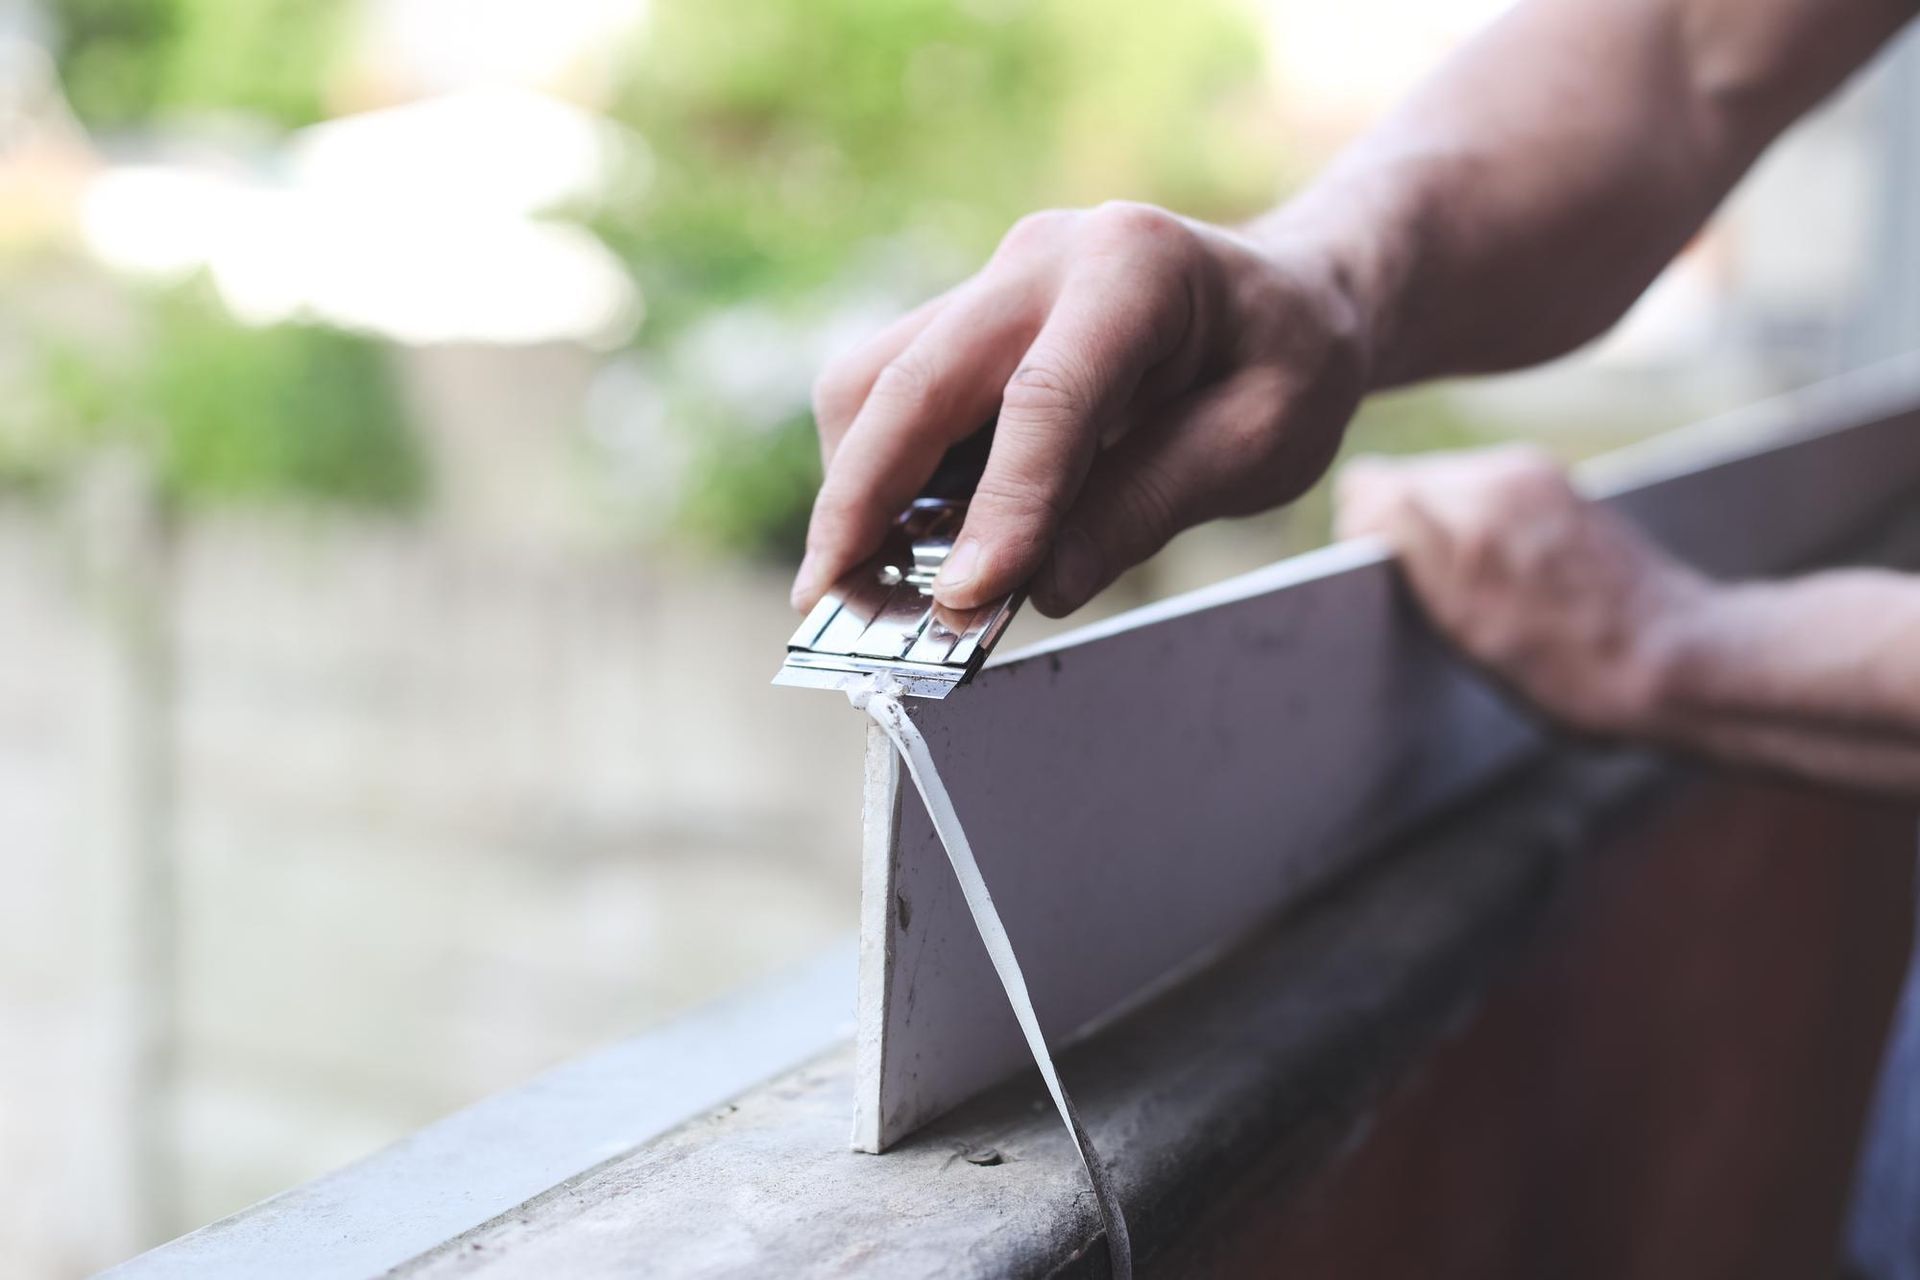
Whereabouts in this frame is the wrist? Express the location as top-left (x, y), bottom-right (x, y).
top-left (1631, 574), bottom-right (1742, 742)
top-left (1245, 165), bottom-right (1424, 396)
top-left (1242, 216), bottom-right (1385, 399)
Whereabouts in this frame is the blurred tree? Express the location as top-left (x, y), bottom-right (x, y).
top-left (607, 0), bottom-right (1280, 313)
top-left (11, 277), bottom-right (423, 511)
top-left (142, 286), bottom-right (424, 509)
top-left (49, 0), bottom-right (348, 130)
top-left (600, 0), bottom-right (1286, 555)
top-left (25, 0), bottom-right (1487, 551)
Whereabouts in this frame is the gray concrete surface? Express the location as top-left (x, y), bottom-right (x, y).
top-left (374, 751), bottom-right (1665, 1279)
top-left (103, 943), bottom-right (855, 1280)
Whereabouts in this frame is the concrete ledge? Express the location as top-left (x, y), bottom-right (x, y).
top-left (393, 748), bottom-right (1672, 1279)
top-left (105, 944), bottom-right (858, 1280)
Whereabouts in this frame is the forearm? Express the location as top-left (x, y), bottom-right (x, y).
top-left (1251, 0), bottom-right (1913, 387)
top-left (1672, 716), bottom-right (1920, 797)
top-left (1664, 571), bottom-right (1920, 728)
top-left (1644, 570), bottom-right (1920, 794)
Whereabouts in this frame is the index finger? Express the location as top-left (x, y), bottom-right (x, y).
top-left (792, 284), bottom-right (1040, 610)
top-left (810, 289), bottom-right (955, 467)
top-left (932, 267), bottom-right (1188, 610)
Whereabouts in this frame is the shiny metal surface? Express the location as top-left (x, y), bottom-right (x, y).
top-left (776, 431), bottom-right (1022, 699)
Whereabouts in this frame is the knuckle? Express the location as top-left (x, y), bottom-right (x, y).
top-left (1490, 445), bottom-right (1566, 496)
top-left (1001, 357), bottom-right (1092, 422)
top-left (1218, 422), bottom-right (1275, 476)
top-left (971, 471), bottom-right (1072, 529)
top-left (867, 351), bottom-right (941, 413)
top-left (1085, 200), bottom-right (1185, 250)
top-left (1492, 472), bottom-right (1562, 521)
top-left (1371, 488), bottom-right (1417, 534)
top-left (1471, 620), bottom-right (1526, 667)
top-left (998, 208), bottom-right (1074, 258)
top-left (1494, 442), bottom-right (1558, 472)
top-left (1213, 406), bottom-right (1284, 476)
top-left (1454, 520), bottom-right (1505, 574)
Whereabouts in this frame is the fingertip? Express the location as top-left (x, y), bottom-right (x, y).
top-left (932, 578), bottom-right (996, 612)
top-left (929, 599), bottom-right (976, 635)
top-left (931, 536), bottom-right (981, 601)
top-left (932, 564), bottom-right (1017, 613)
top-left (936, 530), bottom-right (1070, 612)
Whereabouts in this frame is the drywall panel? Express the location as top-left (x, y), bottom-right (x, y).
top-left (858, 356), bottom-right (1920, 1150)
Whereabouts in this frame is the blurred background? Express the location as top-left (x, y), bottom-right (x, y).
top-left (1, 0), bottom-right (1916, 1273)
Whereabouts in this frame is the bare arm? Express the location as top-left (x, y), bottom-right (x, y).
top-left (1660, 573), bottom-right (1920, 792)
top-left (795, 0), bottom-right (1914, 618)
top-left (1261, 0), bottom-right (1915, 385)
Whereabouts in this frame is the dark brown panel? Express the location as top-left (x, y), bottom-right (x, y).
top-left (1198, 775), bottom-right (1915, 1280)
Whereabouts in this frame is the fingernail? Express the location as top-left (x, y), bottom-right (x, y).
top-left (935, 538), bottom-right (980, 592)
top-left (790, 551), bottom-right (822, 610)
top-left (1046, 526), bottom-right (1100, 609)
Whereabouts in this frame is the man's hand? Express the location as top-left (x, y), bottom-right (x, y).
top-left (795, 202), bottom-right (1369, 617)
top-left (1335, 445), bottom-right (1709, 736)
top-left (790, 0), bottom-right (1911, 621)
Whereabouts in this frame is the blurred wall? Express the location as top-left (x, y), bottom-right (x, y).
top-left (0, 481), bottom-right (863, 1273)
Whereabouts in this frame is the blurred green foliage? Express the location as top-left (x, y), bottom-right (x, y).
top-left (27, 0), bottom-right (416, 513)
top-left (675, 407), bottom-right (823, 556)
top-left (49, 0), bottom-right (348, 129)
top-left (23, 0), bottom-right (1488, 550)
top-left (143, 287), bottom-right (424, 509)
top-left (605, 0), bottom-right (1278, 323)
top-left (603, 0), bottom-right (1288, 555)
top-left (8, 279), bottom-right (423, 511)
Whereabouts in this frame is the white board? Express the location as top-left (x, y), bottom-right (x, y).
top-left (856, 356), bottom-right (1920, 1151)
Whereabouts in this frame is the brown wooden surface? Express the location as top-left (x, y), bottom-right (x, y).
top-left (1186, 771), bottom-right (1916, 1280)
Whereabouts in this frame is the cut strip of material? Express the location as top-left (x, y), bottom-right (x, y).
top-left (853, 685), bottom-right (1133, 1280)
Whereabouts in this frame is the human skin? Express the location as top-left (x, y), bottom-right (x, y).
top-left (796, 0), bottom-right (1920, 793)
top-left (1335, 447), bottom-right (1920, 796)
